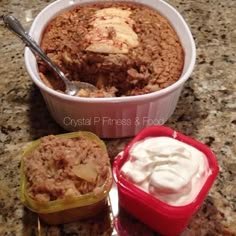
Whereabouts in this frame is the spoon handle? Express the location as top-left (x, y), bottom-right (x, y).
top-left (2, 15), bottom-right (69, 85)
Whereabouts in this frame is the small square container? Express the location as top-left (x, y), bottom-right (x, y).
top-left (20, 131), bottom-right (113, 225)
top-left (113, 126), bottom-right (219, 236)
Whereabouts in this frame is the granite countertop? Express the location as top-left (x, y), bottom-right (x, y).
top-left (0, 0), bottom-right (235, 235)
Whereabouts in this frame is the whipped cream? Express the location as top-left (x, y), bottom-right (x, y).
top-left (121, 137), bottom-right (210, 206)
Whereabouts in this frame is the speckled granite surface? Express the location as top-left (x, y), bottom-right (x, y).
top-left (0, 0), bottom-right (235, 235)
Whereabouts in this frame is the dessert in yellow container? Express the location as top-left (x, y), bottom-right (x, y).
top-left (20, 131), bottom-right (112, 225)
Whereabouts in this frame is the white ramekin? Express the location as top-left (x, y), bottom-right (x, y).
top-left (25, 0), bottom-right (196, 138)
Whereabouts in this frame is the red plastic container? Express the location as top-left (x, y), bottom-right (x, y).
top-left (113, 126), bottom-right (219, 236)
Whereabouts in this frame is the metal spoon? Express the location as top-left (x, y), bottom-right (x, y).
top-left (2, 15), bottom-right (96, 96)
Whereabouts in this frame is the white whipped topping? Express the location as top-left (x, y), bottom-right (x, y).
top-left (121, 137), bottom-right (210, 206)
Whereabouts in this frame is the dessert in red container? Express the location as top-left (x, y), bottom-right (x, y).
top-left (113, 126), bottom-right (219, 236)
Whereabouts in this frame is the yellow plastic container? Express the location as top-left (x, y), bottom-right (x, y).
top-left (20, 131), bottom-right (113, 225)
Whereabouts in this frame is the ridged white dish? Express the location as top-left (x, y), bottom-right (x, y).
top-left (25, 0), bottom-right (196, 138)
